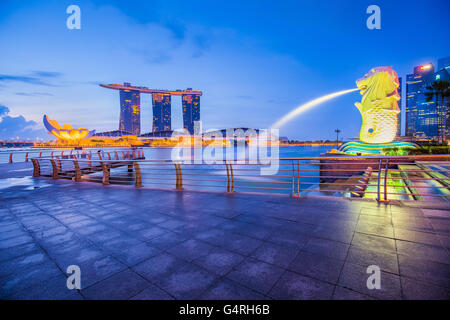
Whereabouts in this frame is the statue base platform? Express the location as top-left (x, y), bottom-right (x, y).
top-left (336, 141), bottom-right (418, 155)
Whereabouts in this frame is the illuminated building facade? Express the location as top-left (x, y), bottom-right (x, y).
top-left (182, 91), bottom-right (200, 134)
top-left (152, 93), bottom-right (171, 132)
top-left (101, 83), bottom-right (202, 135)
top-left (119, 83), bottom-right (141, 136)
top-left (406, 60), bottom-right (450, 138)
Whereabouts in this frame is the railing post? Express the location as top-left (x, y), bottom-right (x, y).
top-left (226, 162), bottom-right (230, 192)
top-left (51, 151), bottom-right (54, 158)
top-left (39, 151), bottom-right (42, 157)
top-left (56, 157), bottom-right (62, 172)
top-left (115, 151), bottom-right (119, 160)
top-left (134, 162), bottom-right (142, 188)
top-left (376, 158), bottom-right (382, 201)
top-left (229, 161), bottom-right (234, 192)
top-left (297, 160), bottom-right (300, 198)
top-left (73, 160), bottom-right (81, 182)
top-left (9, 153), bottom-right (12, 163)
top-left (25, 152), bottom-right (29, 162)
top-left (50, 159), bottom-right (59, 179)
top-left (101, 162), bottom-right (110, 185)
top-left (107, 152), bottom-right (111, 160)
top-left (383, 159), bottom-right (389, 202)
top-left (174, 162), bottom-right (183, 190)
top-left (291, 160), bottom-right (295, 197)
top-left (31, 159), bottom-right (40, 177)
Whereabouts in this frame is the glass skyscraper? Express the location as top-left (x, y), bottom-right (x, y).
top-left (182, 93), bottom-right (200, 134)
top-left (406, 63), bottom-right (437, 137)
top-left (406, 58), bottom-right (450, 139)
top-left (152, 93), bottom-right (172, 132)
top-left (119, 83), bottom-right (141, 136)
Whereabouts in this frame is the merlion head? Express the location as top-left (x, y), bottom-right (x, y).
top-left (356, 66), bottom-right (400, 106)
top-left (355, 66), bottom-right (400, 144)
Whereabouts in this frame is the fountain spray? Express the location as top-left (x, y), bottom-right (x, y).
top-left (270, 88), bottom-right (359, 129)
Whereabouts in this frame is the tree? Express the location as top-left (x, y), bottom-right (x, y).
top-left (425, 80), bottom-right (450, 142)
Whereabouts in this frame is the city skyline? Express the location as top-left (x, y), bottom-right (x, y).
top-left (0, 0), bottom-right (450, 303)
top-left (0, 0), bottom-right (449, 141)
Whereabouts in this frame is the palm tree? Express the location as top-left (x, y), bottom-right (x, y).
top-left (425, 80), bottom-right (450, 142)
top-left (335, 129), bottom-right (341, 144)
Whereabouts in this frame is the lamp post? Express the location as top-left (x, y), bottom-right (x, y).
top-left (335, 129), bottom-right (341, 145)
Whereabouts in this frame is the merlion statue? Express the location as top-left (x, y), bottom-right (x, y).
top-left (355, 66), bottom-right (400, 144)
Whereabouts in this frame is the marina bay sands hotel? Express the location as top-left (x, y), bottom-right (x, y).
top-left (100, 83), bottom-right (201, 135)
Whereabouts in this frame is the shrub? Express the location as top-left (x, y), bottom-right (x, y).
top-left (382, 146), bottom-right (450, 155)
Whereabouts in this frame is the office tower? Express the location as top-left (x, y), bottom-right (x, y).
top-left (406, 59), bottom-right (450, 139)
top-left (405, 63), bottom-right (436, 137)
top-left (119, 83), bottom-right (141, 136)
top-left (182, 93), bottom-right (200, 135)
top-left (152, 93), bottom-right (171, 132)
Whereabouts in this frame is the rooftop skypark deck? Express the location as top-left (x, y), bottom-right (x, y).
top-left (0, 162), bottom-right (449, 300)
top-left (100, 84), bottom-right (203, 96)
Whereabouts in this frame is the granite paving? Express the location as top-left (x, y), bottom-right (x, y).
top-left (1, 162), bottom-right (449, 299)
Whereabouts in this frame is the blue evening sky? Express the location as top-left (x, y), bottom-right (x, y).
top-left (0, 0), bottom-right (449, 140)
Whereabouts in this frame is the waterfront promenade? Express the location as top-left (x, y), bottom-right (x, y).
top-left (0, 162), bottom-right (449, 299)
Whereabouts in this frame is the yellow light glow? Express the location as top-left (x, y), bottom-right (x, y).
top-left (43, 115), bottom-right (94, 142)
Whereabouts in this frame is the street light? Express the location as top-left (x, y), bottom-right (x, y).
top-left (335, 129), bottom-right (341, 144)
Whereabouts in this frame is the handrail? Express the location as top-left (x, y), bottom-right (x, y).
top-left (3, 148), bottom-right (139, 164)
top-left (30, 154), bottom-right (450, 202)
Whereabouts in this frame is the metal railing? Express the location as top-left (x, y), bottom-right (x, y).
top-left (30, 154), bottom-right (450, 202)
top-left (1, 148), bottom-right (139, 164)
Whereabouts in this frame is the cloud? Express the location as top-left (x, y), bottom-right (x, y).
top-left (0, 71), bottom-right (62, 87)
top-left (32, 71), bottom-right (63, 78)
top-left (0, 104), bottom-right (48, 140)
top-left (164, 21), bottom-right (186, 41)
top-left (15, 92), bottom-right (54, 96)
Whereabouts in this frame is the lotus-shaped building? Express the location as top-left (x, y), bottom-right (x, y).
top-left (43, 115), bottom-right (95, 142)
